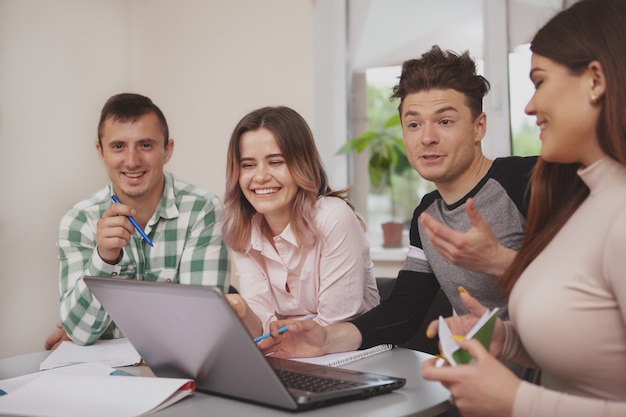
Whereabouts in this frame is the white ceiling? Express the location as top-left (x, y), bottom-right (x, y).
top-left (348, 0), bottom-right (567, 71)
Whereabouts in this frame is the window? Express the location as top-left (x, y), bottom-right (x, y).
top-left (509, 44), bottom-right (541, 156)
top-left (363, 66), bottom-right (434, 233)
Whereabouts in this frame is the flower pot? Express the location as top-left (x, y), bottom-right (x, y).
top-left (381, 222), bottom-right (404, 248)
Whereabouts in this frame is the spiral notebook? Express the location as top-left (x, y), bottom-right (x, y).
top-left (290, 344), bottom-right (394, 367)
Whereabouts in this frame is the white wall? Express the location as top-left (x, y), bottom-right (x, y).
top-left (0, 0), bottom-right (315, 358)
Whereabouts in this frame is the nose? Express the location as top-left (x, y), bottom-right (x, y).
top-left (253, 163), bottom-right (271, 182)
top-left (421, 123), bottom-right (438, 145)
top-left (125, 148), bottom-right (141, 168)
top-left (524, 94), bottom-right (536, 116)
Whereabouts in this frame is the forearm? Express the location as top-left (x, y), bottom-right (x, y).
top-left (486, 245), bottom-right (517, 277)
top-left (322, 322), bottom-right (363, 354)
top-left (314, 204), bottom-right (378, 325)
top-left (233, 251), bottom-right (279, 333)
top-left (513, 381), bottom-right (626, 417)
top-left (351, 271), bottom-right (440, 349)
top-left (58, 233), bottom-right (116, 345)
top-left (315, 253), bottom-right (377, 326)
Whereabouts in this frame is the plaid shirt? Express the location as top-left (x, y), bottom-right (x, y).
top-left (58, 173), bottom-right (230, 345)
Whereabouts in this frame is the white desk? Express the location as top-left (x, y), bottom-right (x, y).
top-left (0, 348), bottom-right (453, 417)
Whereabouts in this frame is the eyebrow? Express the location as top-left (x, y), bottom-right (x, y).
top-left (239, 153), bottom-right (283, 162)
top-left (403, 105), bottom-right (459, 118)
top-left (108, 138), bottom-right (157, 145)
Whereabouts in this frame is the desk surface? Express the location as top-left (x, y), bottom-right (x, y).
top-left (0, 348), bottom-right (452, 417)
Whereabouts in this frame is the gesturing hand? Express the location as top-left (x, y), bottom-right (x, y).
top-left (420, 198), bottom-right (516, 276)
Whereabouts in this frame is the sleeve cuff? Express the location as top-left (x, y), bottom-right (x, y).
top-left (90, 248), bottom-right (124, 276)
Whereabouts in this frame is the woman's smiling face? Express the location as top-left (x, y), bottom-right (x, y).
top-left (238, 128), bottom-right (298, 235)
top-left (525, 53), bottom-right (605, 167)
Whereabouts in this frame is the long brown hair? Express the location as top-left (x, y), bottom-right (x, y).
top-left (499, 0), bottom-right (626, 295)
top-left (223, 106), bottom-right (361, 252)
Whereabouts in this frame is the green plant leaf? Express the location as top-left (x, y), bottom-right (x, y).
top-left (383, 114), bottom-right (401, 129)
top-left (336, 131), bottom-right (377, 154)
top-left (337, 109), bottom-right (411, 219)
top-left (368, 153), bottom-right (390, 188)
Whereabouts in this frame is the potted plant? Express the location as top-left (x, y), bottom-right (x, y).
top-left (337, 113), bottom-right (410, 247)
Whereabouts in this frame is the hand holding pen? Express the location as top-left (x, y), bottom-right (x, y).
top-left (111, 195), bottom-right (154, 247)
top-left (95, 195), bottom-right (153, 263)
top-left (257, 316), bottom-right (326, 359)
top-left (254, 316), bottom-right (314, 343)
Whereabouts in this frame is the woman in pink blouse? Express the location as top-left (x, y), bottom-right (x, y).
top-left (421, 0), bottom-right (626, 416)
top-left (223, 106), bottom-right (379, 339)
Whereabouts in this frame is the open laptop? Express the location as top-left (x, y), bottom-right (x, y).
top-left (83, 277), bottom-right (406, 411)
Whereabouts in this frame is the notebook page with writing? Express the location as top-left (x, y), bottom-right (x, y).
top-left (290, 344), bottom-right (393, 367)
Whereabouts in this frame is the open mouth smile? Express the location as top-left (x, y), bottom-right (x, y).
top-left (124, 172), bottom-right (145, 178)
top-left (253, 188), bottom-right (280, 195)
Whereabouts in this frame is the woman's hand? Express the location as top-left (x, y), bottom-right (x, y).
top-left (422, 338), bottom-right (520, 417)
top-left (225, 294), bottom-right (263, 338)
top-left (426, 287), bottom-right (507, 359)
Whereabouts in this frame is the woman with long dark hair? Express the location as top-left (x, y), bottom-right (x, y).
top-left (422, 0), bottom-right (626, 415)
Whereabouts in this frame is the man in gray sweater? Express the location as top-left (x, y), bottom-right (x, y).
top-left (258, 46), bottom-right (539, 385)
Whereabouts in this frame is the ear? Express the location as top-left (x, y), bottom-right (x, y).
top-left (473, 112), bottom-right (487, 144)
top-left (96, 141), bottom-right (105, 161)
top-left (587, 60), bottom-right (606, 104)
top-left (164, 138), bottom-right (174, 164)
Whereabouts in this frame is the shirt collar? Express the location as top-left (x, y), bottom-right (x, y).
top-left (159, 172), bottom-right (180, 221)
top-left (249, 213), bottom-right (300, 253)
top-left (577, 156), bottom-right (626, 195)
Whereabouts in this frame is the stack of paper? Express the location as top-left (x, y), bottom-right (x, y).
top-left (0, 362), bottom-right (194, 417)
top-left (40, 338), bottom-right (141, 370)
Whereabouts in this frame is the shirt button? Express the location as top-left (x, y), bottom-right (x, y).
top-left (111, 272), bottom-right (118, 276)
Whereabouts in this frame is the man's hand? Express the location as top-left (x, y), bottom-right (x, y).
top-left (420, 198), bottom-right (516, 276)
top-left (257, 321), bottom-right (362, 359)
top-left (257, 319), bottom-right (330, 358)
top-left (44, 322), bottom-right (71, 350)
top-left (96, 203), bottom-right (136, 263)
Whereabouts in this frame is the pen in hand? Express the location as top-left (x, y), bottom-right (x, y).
top-left (254, 316), bottom-right (314, 343)
top-left (111, 195), bottom-right (154, 247)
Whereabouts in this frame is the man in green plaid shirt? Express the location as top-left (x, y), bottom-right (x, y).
top-left (45, 93), bottom-right (230, 347)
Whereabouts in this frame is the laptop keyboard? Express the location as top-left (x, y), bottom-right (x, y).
top-left (275, 369), bottom-right (365, 393)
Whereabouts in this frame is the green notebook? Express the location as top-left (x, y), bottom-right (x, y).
top-left (438, 307), bottom-right (499, 366)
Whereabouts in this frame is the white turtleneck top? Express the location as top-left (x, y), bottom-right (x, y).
top-left (507, 157), bottom-right (626, 417)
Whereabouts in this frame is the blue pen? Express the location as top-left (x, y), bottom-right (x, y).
top-left (254, 316), bottom-right (314, 343)
top-left (111, 195), bottom-right (154, 247)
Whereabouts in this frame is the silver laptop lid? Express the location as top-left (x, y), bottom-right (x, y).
top-left (83, 277), bottom-right (405, 411)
